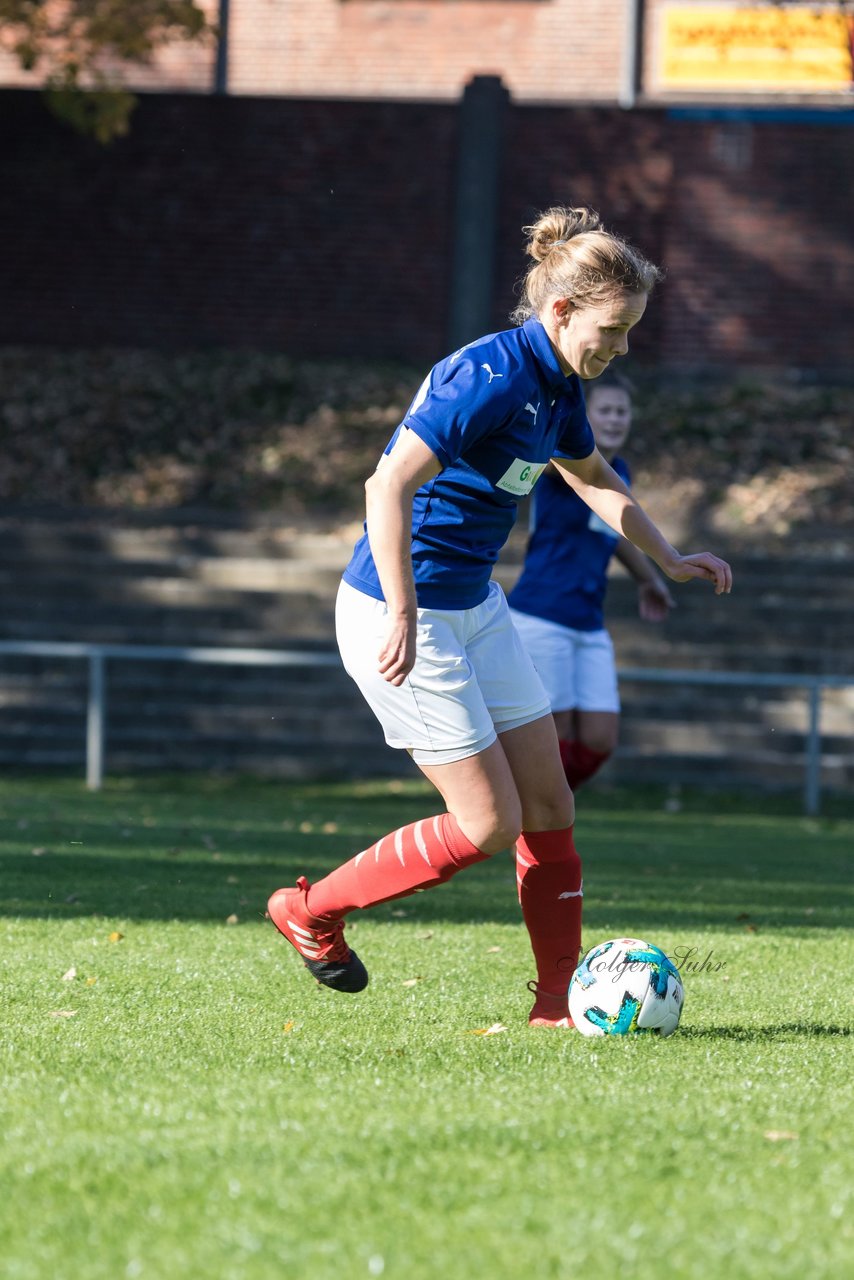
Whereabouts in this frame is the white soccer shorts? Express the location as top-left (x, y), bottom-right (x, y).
top-left (336, 579), bottom-right (552, 765)
top-left (508, 608), bottom-right (620, 714)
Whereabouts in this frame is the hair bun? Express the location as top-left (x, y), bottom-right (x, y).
top-left (524, 205), bottom-right (603, 262)
top-left (511, 203), bottom-right (662, 326)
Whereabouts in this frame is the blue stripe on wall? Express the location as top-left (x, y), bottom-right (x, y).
top-left (667, 107), bottom-right (854, 126)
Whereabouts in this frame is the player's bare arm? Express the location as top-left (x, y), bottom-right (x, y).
top-left (613, 538), bottom-right (676, 621)
top-left (364, 429), bottom-right (442, 685)
top-left (553, 450), bottom-right (732, 595)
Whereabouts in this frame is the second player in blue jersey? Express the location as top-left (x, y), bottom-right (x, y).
top-left (509, 372), bottom-right (675, 789)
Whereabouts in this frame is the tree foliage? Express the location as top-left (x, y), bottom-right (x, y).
top-left (0, 1), bottom-right (211, 141)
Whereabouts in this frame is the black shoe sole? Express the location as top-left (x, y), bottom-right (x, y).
top-left (304, 950), bottom-right (369, 993)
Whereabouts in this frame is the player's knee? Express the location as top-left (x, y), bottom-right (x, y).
top-left (582, 730), bottom-right (618, 755)
top-left (480, 823), bottom-right (522, 855)
top-left (527, 793), bottom-right (575, 832)
top-left (517, 768), bottom-right (574, 833)
top-left (462, 802), bottom-right (522, 856)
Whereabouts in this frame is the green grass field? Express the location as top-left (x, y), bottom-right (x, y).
top-left (1, 775), bottom-right (851, 1280)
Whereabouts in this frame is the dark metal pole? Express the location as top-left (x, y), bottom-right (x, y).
top-left (448, 75), bottom-right (510, 351)
top-left (214, 0), bottom-right (230, 95)
top-left (619, 0), bottom-right (645, 109)
top-left (86, 650), bottom-right (106, 791)
top-left (805, 683), bottom-right (822, 817)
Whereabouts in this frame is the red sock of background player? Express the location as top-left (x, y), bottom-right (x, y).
top-left (515, 826), bottom-right (583, 996)
top-left (305, 812), bottom-right (489, 919)
top-left (558, 739), bottom-right (611, 790)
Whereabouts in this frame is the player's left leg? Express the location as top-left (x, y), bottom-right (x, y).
top-left (498, 716), bottom-right (582, 1028)
top-left (475, 593), bottom-right (582, 1027)
top-left (558, 630), bottom-right (621, 789)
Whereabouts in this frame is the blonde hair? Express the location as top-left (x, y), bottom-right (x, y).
top-left (511, 205), bottom-right (663, 324)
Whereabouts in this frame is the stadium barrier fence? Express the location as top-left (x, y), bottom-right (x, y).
top-left (0, 640), bottom-right (850, 815)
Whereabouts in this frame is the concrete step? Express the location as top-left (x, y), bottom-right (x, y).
top-left (617, 716), bottom-right (852, 756)
top-left (0, 720), bottom-right (844, 790)
top-left (2, 513), bottom-right (853, 598)
top-left (495, 564), bottom-right (854, 601)
top-left (607, 751), bottom-right (851, 792)
top-left (1, 668), bottom-right (849, 742)
top-left (7, 568), bottom-right (854, 635)
top-left (0, 606), bottom-right (336, 646)
top-left (0, 560), bottom-right (349, 595)
top-left (0, 523), bottom-right (356, 571)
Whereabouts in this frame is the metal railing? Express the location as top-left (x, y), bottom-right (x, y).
top-left (0, 640), bottom-right (851, 814)
top-left (618, 667), bottom-right (851, 817)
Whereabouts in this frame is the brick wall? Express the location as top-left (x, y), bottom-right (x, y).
top-left (656, 118), bottom-right (854, 368)
top-left (1, 88), bottom-right (852, 372)
top-left (496, 106), bottom-right (854, 371)
top-left (227, 0), bottom-right (626, 102)
top-left (2, 1), bottom-right (851, 105)
top-left (0, 0), bottom-right (627, 102)
top-left (1, 91), bottom-right (457, 359)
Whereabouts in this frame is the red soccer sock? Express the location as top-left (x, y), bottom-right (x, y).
top-left (558, 739), bottom-right (611, 790)
top-left (515, 827), bottom-right (583, 997)
top-left (305, 812), bottom-right (489, 920)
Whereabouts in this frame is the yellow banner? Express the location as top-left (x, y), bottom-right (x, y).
top-left (660, 6), bottom-right (854, 90)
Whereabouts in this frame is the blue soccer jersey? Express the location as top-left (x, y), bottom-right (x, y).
top-left (342, 318), bottom-right (595, 609)
top-left (507, 455), bottom-right (631, 632)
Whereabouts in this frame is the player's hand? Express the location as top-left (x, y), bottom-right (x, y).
top-left (662, 552), bottom-right (733, 595)
top-left (377, 616), bottom-right (417, 686)
top-left (638, 579), bottom-right (676, 621)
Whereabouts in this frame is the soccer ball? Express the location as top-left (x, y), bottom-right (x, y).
top-left (568, 937), bottom-right (684, 1038)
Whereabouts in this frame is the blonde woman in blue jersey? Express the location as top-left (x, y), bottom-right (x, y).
top-left (268, 205), bottom-right (732, 1029)
top-left (509, 371), bottom-right (676, 790)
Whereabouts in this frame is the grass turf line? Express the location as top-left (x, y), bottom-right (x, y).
top-left (1, 775), bottom-right (852, 1280)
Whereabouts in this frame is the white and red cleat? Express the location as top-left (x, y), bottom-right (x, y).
top-left (267, 876), bottom-right (368, 993)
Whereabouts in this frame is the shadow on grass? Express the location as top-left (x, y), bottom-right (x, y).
top-left (680, 1024), bottom-right (851, 1041)
top-left (1, 776), bottom-right (851, 929)
top-left (2, 841), bottom-right (851, 934)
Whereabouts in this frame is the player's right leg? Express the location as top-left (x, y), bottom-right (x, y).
top-left (267, 584), bottom-right (520, 993)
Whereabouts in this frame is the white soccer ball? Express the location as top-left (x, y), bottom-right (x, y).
top-left (568, 937), bottom-right (685, 1038)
